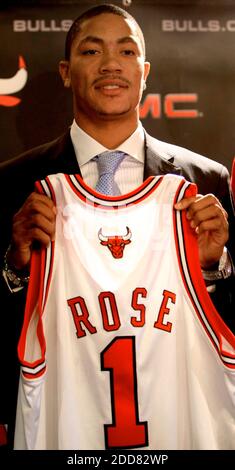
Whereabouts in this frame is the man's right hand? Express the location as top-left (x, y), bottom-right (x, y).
top-left (8, 192), bottom-right (56, 271)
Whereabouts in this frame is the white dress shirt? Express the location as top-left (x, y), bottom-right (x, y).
top-left (70, 120), bottom-right (145, 194)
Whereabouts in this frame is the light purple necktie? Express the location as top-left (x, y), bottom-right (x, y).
top-left (94, 151), bottom-right (126, 196)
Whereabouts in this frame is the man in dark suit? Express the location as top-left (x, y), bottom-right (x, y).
top-left (0, 3), bottom-right (234, 448)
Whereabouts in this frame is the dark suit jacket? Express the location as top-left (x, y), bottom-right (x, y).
top-left (0, 129), bottom-right (234, 445)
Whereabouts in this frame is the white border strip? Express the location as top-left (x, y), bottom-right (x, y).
top-left (69, 174), bottom-right (162, 207)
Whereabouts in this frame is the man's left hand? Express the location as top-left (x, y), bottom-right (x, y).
top-left (174, 194), bottom-right (229, 269)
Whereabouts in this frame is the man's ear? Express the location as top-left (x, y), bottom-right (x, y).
top-left (59, 60), bottom-right (71, 88)
top-left (144, 61), bottom-right (150, 83)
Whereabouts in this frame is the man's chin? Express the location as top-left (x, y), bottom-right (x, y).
top-left (97, 108), bottom-right (131, 119)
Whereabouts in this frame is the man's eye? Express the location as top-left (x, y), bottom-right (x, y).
top-left (122, 49), bottom-right (135, 56)
top-left (82, 49), bottom-right (99, 55)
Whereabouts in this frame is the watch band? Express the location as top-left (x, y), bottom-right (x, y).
top-left (2, 244), bottom-right (29, 292)
top-left (201, 247), bottom-right (233, 281)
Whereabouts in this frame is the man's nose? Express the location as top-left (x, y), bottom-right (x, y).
top-left (99, 52), bottom-right (122, 73)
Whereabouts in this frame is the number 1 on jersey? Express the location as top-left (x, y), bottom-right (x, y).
top-left (101, 336), bottom-right (148, 448)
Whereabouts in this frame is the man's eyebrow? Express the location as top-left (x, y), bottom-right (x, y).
top-left (117, 36), bottom-right (139, 46)
top-left (78, 35), bottom-right (139, 47)
top-left (79, 36), bottom-right (104, 47)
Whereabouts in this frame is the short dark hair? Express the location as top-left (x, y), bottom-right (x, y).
top-left (65, 3), bottom-right (146, 60)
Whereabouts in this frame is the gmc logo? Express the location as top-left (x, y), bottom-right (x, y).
top-left (140, 93), bottom-right (201, 119)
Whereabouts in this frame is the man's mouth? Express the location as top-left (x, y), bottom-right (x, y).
top-left (102, 85), bottom-right (120, 90)
top-left (94, 81), bottom-right (128, 96)
top-left (94, 77), bottom-right (130, 90)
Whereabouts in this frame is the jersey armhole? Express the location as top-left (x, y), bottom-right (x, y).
top-left (173, 182), bottom-right (235, 368)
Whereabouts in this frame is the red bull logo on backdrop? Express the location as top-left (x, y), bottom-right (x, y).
top-left (0, 56), bottom-right (28, 107)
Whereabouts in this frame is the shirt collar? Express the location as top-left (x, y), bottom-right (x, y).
top-left (70, 119), bottom-right (145, 167)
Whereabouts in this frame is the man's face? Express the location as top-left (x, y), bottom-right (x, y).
top-left (60, 13), bottom-right (150, 123)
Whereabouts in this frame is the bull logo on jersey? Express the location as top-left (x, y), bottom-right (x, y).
top-left (98, 226), bottom-right (132, 259)
top-left (0, 56), bottom-right (28, 107)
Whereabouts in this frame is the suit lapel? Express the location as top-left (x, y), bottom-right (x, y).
top-left (144, 131), bottom-right (182, 179)
top-left (53, 129), bottom-right (82, 175)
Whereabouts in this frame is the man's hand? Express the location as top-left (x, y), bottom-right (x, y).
top-left (8, 192), bottom-right (56, 270)
top-left (174, 194), bottom-right (229, 269)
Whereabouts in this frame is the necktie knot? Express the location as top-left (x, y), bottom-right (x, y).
top-left (94, 150), bottom-right (126, 196)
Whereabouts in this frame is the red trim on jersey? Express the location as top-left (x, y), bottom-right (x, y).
top-left (64, 174), bottom-right (163, 208)
top-left (17, 248), bottom-right (46, 373)
top-left (42, 241), bottom-right (55, 312)
top-left (22, 365), bottom-right (46, 380)
top-left (0, 424), bottom-right (7, 446)
top-left (231, 157), bottom-right (235, 205)
top-left (17, 178), bottom-right (56, 376)
top-left (34, 180), bottom-right (43, 195)
top-left (35, 177), bottom-right (57, 205)
top-left (36, 179), bottom-right (56, 311)
top-left (173, 183), bottom-right (235, 368)
top-left (44, 176), bottom-right (57, 204)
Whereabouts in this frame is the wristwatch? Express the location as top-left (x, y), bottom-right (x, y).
top-left (2, 245), bottom-right (29, 293)
top-left (201, 247), bottom-right (233, 281)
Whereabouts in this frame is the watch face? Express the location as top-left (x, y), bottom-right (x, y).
top-left (6, 269), bottom-right (22, 286)
top-left (4, 266), bottom-right (29, 287)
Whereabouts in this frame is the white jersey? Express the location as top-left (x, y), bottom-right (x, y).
top-left (14, 173), bottom-right (235, 450)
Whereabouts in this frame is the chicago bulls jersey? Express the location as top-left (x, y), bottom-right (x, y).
top-left (14, 174), bottom-right (235, 450)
